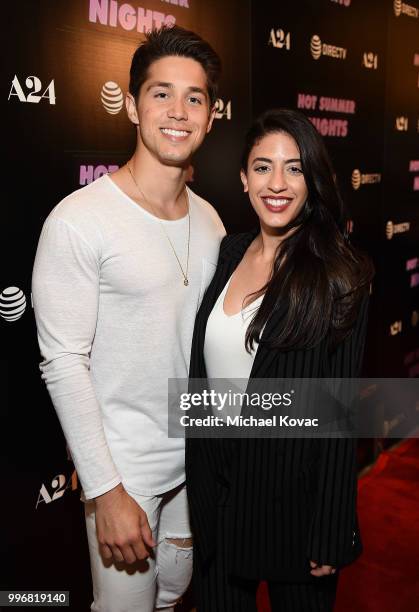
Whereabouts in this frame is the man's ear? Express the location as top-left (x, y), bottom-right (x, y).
top-left (240, 169), bottom-right (249, 192)
top-left (206, 103), bottom-right (217, 134)
top-left (126, 92), bottom-right (139, 126)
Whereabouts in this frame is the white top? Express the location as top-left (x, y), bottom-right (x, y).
top-left (204, 275), bottom-right (263, 381)
top-left (32, 174), bottom-right (225, 499)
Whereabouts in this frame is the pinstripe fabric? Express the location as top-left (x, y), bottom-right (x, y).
top-left (268, 576), bottom-right (338, 611)
top-left (193, 505), bottom-right (259, 611)
top-left (186, 232), bottom-right (368, 604)
top-left (193, 526), bottom-right (338, 612)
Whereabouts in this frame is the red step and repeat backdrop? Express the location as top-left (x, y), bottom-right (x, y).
top-left (2, 1), bottom-right (418, 609)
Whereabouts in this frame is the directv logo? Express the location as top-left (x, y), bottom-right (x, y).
top-left (310, 34), bottom-right (347, 60)
top-left (352, 169), bottom-right (381, 189)
top-left (386, 220), bottom-right (410, 240)
top-left (101, 81), bottom-right (124, 115)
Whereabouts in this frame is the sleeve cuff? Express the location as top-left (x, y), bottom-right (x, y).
top-left (81, 476), bottom-right (122, 501)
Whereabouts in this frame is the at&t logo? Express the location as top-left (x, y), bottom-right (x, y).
top-left (396, 116), bottom-right (409, 131)
top-left (215, 98), bottom-right (232, 120)
top-left (101, 81), bottom-right (124, 114)
top-left (351, 169), bottom-right (361, 190)
top-left (394, 0), bottom-right (402, 15)
top-left (363, 52), bottom-right (378, 69)
top-left (8, 76), bottom-right (56, 105)
top-left (0, 287), bottom-right (26, 322)
top-left (80, 165), bottom-right (119, 185)
top-left (394, 0), bottom-right (419, 17)
top-left (351, 169), bottom-right (381, 189)
top-left (268, 28), bottom-right (291, 50)
top-left (311, 35), bottom-right (322, 60)
top-left (310, 35), bottom-right (347, 61)
top-left (36, 471), bottom-right (78, 509)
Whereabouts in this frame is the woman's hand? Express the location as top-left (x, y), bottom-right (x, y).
top-left (310, 560), bottom-right (337, 576)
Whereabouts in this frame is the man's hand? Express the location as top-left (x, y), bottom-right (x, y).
top-left (310, 560), bottom-right (337, 576)
top-left (94, 484), bottom-right (156, 564)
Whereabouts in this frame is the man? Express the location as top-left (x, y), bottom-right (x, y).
top-left (32, 26), bottom-right (225, 612)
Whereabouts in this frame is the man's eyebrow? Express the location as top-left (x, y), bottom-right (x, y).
top-left (187, 86), bottom-right (207, 96)
top-left (146, 82), bottom-right (207, 96)
top-left (146, 81), bottom-right (172, 91)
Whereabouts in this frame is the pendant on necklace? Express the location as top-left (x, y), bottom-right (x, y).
top-left (184, 279), bottom-right (189, 286)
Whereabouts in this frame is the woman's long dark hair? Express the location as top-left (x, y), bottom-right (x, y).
top-left (243, 109), bottom-right (374, 353)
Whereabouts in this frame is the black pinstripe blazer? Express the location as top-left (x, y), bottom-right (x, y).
top-left (186, 231), bottom-right (368, 581)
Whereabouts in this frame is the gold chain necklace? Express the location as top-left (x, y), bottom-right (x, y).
top-left (127, 163), bottom-right (190, 287)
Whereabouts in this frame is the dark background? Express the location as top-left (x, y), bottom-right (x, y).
top-left (2, 1), bottom-right (418, 609)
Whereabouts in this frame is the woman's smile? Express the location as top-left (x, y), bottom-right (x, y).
top-left (260, 195), bottom-right (293, 213)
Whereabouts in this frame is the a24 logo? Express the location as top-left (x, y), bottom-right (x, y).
top-left (363, 52), bottom-right (378, 69)
top-left (268, 28), bottom-right (291, 50)
top-left (8, 75), bottom-right (56, 105)
top-left (396, 116), bottom-right (409, 131)
top-left (35, 471), bottom-right (78, 509)
top-left (215, 98), bottom-right (232, 120)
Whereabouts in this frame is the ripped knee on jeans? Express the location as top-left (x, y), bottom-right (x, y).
top-left (154, 537), bottom-right (193, 609)
top-left (165, 537), bottom-right (193, 549)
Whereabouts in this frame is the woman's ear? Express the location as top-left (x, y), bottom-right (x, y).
top-left (240, 169), bottom-right (248, 193)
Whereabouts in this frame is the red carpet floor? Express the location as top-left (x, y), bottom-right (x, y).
top-left (256, 439), bottom-right (419, 611)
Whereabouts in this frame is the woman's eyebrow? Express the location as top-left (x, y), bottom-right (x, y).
top-left (252, 157), bottom-right (302, 163)
top-left (252, 157), bottom-right (272, 163)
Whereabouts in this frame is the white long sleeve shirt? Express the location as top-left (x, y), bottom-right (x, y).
top-left (32, 174), bottom-right (225, 499)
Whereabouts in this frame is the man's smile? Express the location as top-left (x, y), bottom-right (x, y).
top-left (160, 127), bottom-right (191, 141)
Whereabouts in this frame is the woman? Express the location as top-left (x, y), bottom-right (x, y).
top-left (186, 109), bottom-right (374, 611)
